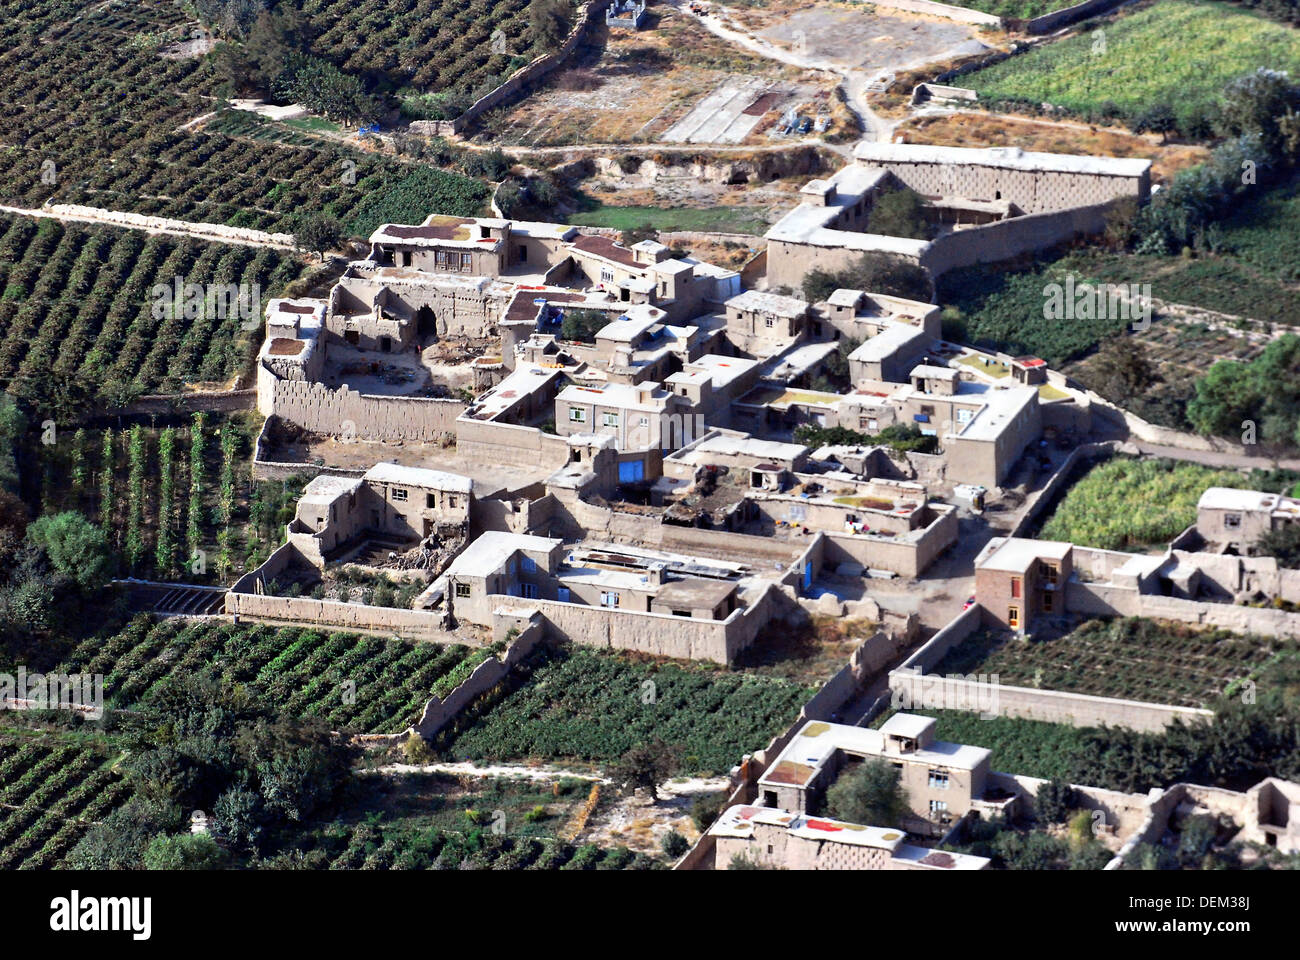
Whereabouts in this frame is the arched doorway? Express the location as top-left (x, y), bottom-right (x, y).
top-left (416, 305), bottom-right (437, 340)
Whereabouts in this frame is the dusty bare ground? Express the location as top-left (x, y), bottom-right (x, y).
top-left (896, 112), bottom-right (1210, 184)
top-left (473, 10), bottom-right (839, 147)
top-left (573, 165), bottom-right (808, 224)
top-left (577, 776), bottom-right (731, 855)
top-left (265, 434), bottom-right (554, 494)
top-left (743, 2), bottom-right (989, 74)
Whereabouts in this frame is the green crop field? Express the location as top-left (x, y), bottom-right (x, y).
top-left (57, 618), bottom-right (484, 735)
top-left (436, 645), bottom-right (815, 773)
top-left (964, 0), bottom-right (1300, 126)
top-left (0, 735), bottom-right (132, 870)
top-left (1038, 457), bottom-right (1247, 549)
top-left (933, 618), bottom-right (1285, 707)
top-left (949, 0), bottom-right (1086, 18)
top-left (0, 215), bottom-right (306, 401)
top-left (566, 205), bottom-right (772, 236)
top-left (0, 2), bottom-right (491, 235)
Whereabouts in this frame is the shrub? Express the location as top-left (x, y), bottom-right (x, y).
top-left (825, 759), bottom-right (908, 828)
top-left (1035, 777), bottom-right (1078, 824)
top-left (660, 829), bottom-right (690, 859)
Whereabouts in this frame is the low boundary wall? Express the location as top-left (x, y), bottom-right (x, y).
top-left (852, 0), bottom-right (1001, 26)
top-left (889, 603), bottom-right (1213, 732)
top-left (410, 617), bottom-right (546, 739)
top-left (420, 0), bottom-right (613, 136)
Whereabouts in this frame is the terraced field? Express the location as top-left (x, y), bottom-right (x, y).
top-left (435, 645), bottom-right (815, 773)
top-left (0, 737), bottom-right (132, 870)
top-left (932, 618), bottom-right (1287, 707)
top-left (964, 0), bottom-right (1300, 128)
top-left (59, 619), bottom-right (486, 734)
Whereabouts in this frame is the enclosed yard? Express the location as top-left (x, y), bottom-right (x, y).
top-left (1037, 457), bottom-right (1247, 550)
top-left (932, 618), bottom-right (1287, 708)
top-left (58, 619), bottom-right (486, 735)
top-left (433, 645), bottom-right (816, 773)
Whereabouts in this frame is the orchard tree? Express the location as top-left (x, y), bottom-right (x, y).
top-left (825, 758), bottom-right (908, 827)
top-left (295, 214), bottom-right (344, 261)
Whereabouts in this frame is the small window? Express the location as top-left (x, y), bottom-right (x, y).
top-left (569, 408), bottom-right (586, 423)
top-left (929, 800), bottom-right (948, 814)
top-left (764, 318), bottom-right (775, 328)
top-left (521, 583), bottom-right (538, 599)
top-left (1042, 589), bottom-right (1054, 612)
top-left (1039, 562), bottom-right (1058, 585)
top-left (956, 408), bottom-right (973, 424)
top-left (602, 412), bottom-right (619, 427)
top-left (1008, 605), bottom-right (1020, 628)
top-left (921, 405), bottom-right (935, 416)
top-left (455, 582), bottom-right (471, 598)
top-left (522, 557), bottom-right (537, 573)
top-left (557, 587), bottom-right (571, 603)
top-left (1224, 513), bottom-right (1242, 529)
top-left (1010, 577), bottom-right (1021, 599)
top-left (426, 493), bottom-right (436, 508)
top-left (460, 253), bottom-right (472, 270)
top-left (448, 495), bottom-right (458, 509)
top-left (391, 488), bottom-right (408, 502)
top-left (601, 591), bottom-right (620, 608)
top-left (928, 769), bottom-right (950, 790)
top-left (638, 416), bottom-right (649, 426)
top-left (600, 268), bottom-right (614, 284)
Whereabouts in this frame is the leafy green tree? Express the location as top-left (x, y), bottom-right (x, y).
top-left (1133, 103), bottom-right (1177, 143)
top-left (824, 758), bottom-right (908, 828)
top-left (802, 252), bottom-right (931, 304)
top-left (25, 512), bottom-right (112, 592)
top-left (1216, 68), bottom-right (1300, 157)
top-left (143, 833), bottom-right (228, 870)
top-left (867, 187), bottom-right (930, 240)
top-left (1035, 778), bottom-right (1078, 824)
top-left (661, 830), bottom-right (690, 859)
top-left (1257, 524), bottom-right (1300, 569)
top-left (295, 214), bottom-right (344, 261)
top-left (560, 308), bottom-right (610, 343)
top-left (67, 797), bottom-right (185, 870)
top-left (613, 740), bottom-right (680, 802)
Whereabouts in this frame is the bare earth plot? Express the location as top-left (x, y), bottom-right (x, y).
top-left (662, 77), bottom-right (809, 143)
top-left (750, 4), bottom-right (990, 78)
top-left (473, 10), bottom-right (834, 146)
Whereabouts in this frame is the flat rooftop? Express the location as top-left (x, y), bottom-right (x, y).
top-left (1197, 486), bottom-right (1300, 515)
top-left (759, 718), bottom-right (991, 792)
top-left (853, 142), bottom-right (1152, 178)
top-left (848, 321), bottom-right (928, 364)
top-left (363, 462), bottom-right (473, 494)
top-left (652, 577), bottom-right (737, 609)
top-left (956, 385), bottom-right (1038, 442)
top-left (462, 365), bottom-right (561, 421)
top-left (725, 289), bottom-right (809, 318)
top-left (445, 531), bottom-right (561, 579)
top-left (977, 537), bottom-right (1072, 573)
